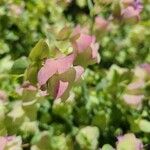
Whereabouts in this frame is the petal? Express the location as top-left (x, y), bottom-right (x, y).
top-left (72, 25), bottom-right (82, 36)
top-left (38, 59), bottom-right (57, 85)
top-left (127, 80), bottom-right (145, 90)
top-left (0, 137), bottom-right (7, 150)
top-left (73, 48), bottom-right (92, 67)
top-left (95, 16), bottom-right (108, 29)
top-left (117, 133), bottom-right (143, 150)
top-left (55, 80), bottom-right (69, 99)
top-left (74, 66), bottom-right (84, 81)
top-left (140, 63), bottom-right (150, 74)
top-left (57, 53), bottom-right (75, 73)
top-left (122, 6), bottom-right (140, 20)
top-left (91, 42), bottom-right (99, 60)
top-left (60, 67), bottom-right (76, 82)
top-left (47, 75), bottom-right (59, 98)
top-left (76, 34), bottom-right (93, 53)
top-left (123, 94), bottom-right (144, 106)
top-left (134, 0), bottom-right (143, 12)
top-left (91, 36), bottom-right (100, 63)
top-left (72, 25), bottom-right (88, 36)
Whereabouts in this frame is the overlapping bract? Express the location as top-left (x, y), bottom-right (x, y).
top-left (37, 26), bottom-right (100, 100)
top-left (94, 16), bottom-right (109, 31)
top-left (38, 53), bottom-right (84, 100)
top-left (72, 25), bottom-right (100, 67)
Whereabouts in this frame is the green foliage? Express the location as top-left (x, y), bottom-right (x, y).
top-left (0, 0), bottom-right (150, 150)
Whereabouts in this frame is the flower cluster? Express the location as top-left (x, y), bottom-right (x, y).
top-left (121, 0), bottom-right (143, 22)
top-left (30, 26), bottom-right (100, 100)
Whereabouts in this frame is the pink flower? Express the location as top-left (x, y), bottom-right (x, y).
top-left (95, 16), bottom-right (109, 30)
top-left (121, 0), bottom-right (143, 22)
top-left (123, 94), bottom-right (144, 106)
top-left (121, 6), bottom-right (140, 22)
top-left (72, 26), bottom-right (100, 67)
top-left (0, 136), bottom-right (14, 150)
top-left (36, 25), bottom-right (100, 100)
top-left (38, 53), bottom-right (75, 86)
top-left (38, 53), bottom-right (84, 100)
top-left (117, 133), bottom-right (143, 150)
top-left (133, 0), bottom-right (143, 12)
top-left (122, 0), bottom-right (143, 12)
top-left (140, 63), bottom-right (150, 74)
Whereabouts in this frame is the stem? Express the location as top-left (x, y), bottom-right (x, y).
top-left (87, 0), bottom-right (95, 34)
top-left (22, 143), bottom-right (30, 148)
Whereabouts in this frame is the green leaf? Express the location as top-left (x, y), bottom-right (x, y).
top-left (34, 132), bottom-right (51, 150)
top-left (22, 100), bottom-right (38, 121)
top-left (102, 144), bottom-right (114, 150)
top-left (92, 112), bottom-right (108, 130)
top-left (24, 64), bottom-right (39, 85)
top-left (11, 57), bottom-right (29, 74)
top-left (52, 101), bottom-right (73, 122)
top-left (29, 39), bottom-right (49, 61)
top-left (20, 121), bottom-right (39, 135)
top-left (56, 26), bottom-right (72, 41)
top-left (112, 0), bottom-right (121, 18)
top-left (76, 126), bottom-right (99, 150)
top-left (139, 119), bottom-right (150, 133)
top-left (74, 48), bottom-right (95, 68)
top-left (50, 135), bottom-right (69, 150)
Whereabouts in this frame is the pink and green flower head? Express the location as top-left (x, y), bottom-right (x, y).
top-left (72, 25), bottom-right (100, 67)
top-left (0, 136), bottom-right (15, 150)
top-left (121, 0), bottom-right (143, 22)
top-left (116, 133), bottom-right (143, 150)
top-left (38, 53), bottom-right (84, 100)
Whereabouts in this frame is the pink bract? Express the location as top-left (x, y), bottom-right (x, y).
top-left (123, 94), bottom-right (144, 106)
top-left (75, 34), bottom-right (93, 53)
top-left (140, 63), bottom-right (150, 74)
top-left (0, 136), bottom-right (14, 150)
top-left (55, 80), bottom-right (69, 99)
top-left (121, 6), bottom-right (140, 21)
top-left (72, 26), bottom-right (100, 66)
top-left (74, 66), bottom-right (84, 82)
top-left (38, 53), bottom-right (84, 100)
top-left (38, 53), bottom-right (74, 86)
top-left (117, 133), bottom-right (143, 150)
top-left (95, 16), bottom-right (109, 30)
